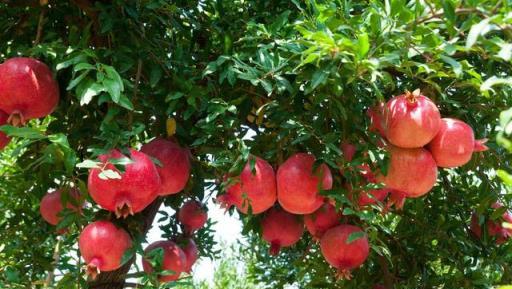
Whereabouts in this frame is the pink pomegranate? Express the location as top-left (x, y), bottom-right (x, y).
top-left (261, 207), bottom-right (304, 255)
top-left (142, 241), bottom-right (187, 282)
top-left (0, 57), bottom-right (59, 126)
top-left (384, 90), bottom-right (441, 148)
top-left (367, 102), bottom-right (386, 137)
top-left (277, 153), bottom-right (333, 214)
top-left (181, 238), bottom-right (199, 273)
top-left (304, 203), bottom-right (342, 240)
top-left (178, 200), bottom-right (208, 234)
top-left (0, 110), bottom-right (10, 149)
top-left (320, 224), bottom-right (369, 279)
top-left (88, 149), bottom-right (161, 218)
top-left (40, 188), bottom-right (82, 226)
top-left (141, 138), bottom-right (191, 195)
top-left (427, 118), bottom-right (488, 168)
top-left (218, 156), bottom-right (276, 214)
top-left (79, 221), bottom-right (132, 279)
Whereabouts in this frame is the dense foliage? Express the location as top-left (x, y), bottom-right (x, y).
top-left (0, 0), bottom-right (512, 288)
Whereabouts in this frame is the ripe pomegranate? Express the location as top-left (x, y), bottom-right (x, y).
top-left (0, 57), bottom-right (59, 126)
top-left (88, 149), bottom-right (161, 218)
top-left (427, 118), bottom-right (488, 168)
top-left (320, 224), bottom-right (369, 279)
top-left (384, 90), bottom-right (441, 148)
top-left (261, 207), bottom-right (304, 255)
top-left (40, 188), bottom-right (82, 226)
top-left (348, 164), bottom-right (389, 207)
top-left (367, 102), bottom-right (386, 137)
top-left (218, 156), bottom-right (276, 214)
top-left (178, 200), bottom-right (208, 234)
top-left (304, 203), bottom-right (342, 240)
top-left (181, 238), bottom-right (199, 273)
top-left (277, 153), bottom-right (333, 214)
top-left (141, 138), bottom-right (191, 195)
top-left (0, 110), bottom-right (11, 149)
top-left (471, 203), bottom-right (512, 244)
top-left (79, 221), bottom-right (132, 279)
top-left (341, 142), bottom-right (357, 162)
top-left (142, 241), bottom-right (187, 282)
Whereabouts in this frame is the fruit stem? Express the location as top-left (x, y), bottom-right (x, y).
top-left (269, 241), bottom-right (281, 256)
top-left (473, 138), bottom-right (489, 152)
top-left (7, 111), bottom-right (25, 127)
top-left (86, 258), bottom-right (102, 280)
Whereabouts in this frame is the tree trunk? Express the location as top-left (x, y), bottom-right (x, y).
top-left (87, 198), bottom-right (163, 289)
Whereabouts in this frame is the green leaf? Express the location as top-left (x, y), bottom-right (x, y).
top-left (98, 169), bottom-right (122, 180)
top-left (0, 126), bottom-right (45, 139)
top-left (440, 55), bottom-right (462, 77)
top-left (76, 159), bottom-right (101, 169)
top-left (481, 76), bottom-right (512, 92)
top-left (466, 18), bottom-right (494, 49)
top-left (103, 78), bottom-right (122, 103)
top-left (357, 32), bottom-right (370, 59)
top-left (346, 231), bottom-right (365, 244)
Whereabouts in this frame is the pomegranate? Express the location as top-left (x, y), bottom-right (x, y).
top-left (79, 221), bottom-right (132, 279)
top-left (142, 241), bottom-right (187, 282)
top-left (218, 156), bottom-right (276, 214)
top-left (262, 207), bottom-right (304, 255)
top-left (384, 90), bottom-right (441, 148)
top-left (277, 153), bottom-right (333, 214)
top-left (471, 203), bottom-right (512, 244)
top-left (348, 164), bottom-right (389, 207)
top-left (181, 238), bottom-right (199, 273)
top-left (178, 200), bottom-right (208, 234)
top-left (0, 110), bottom-right (10, 149)
top-left (304, 203), bottom-right (342, 240)
top-left (427, 118), bottom-right (488, 168)
top-left (367, 102), bottom-right (386, 137)
top-left (0, 57), bottom-right (59, 126)
top-left (320, 224), bottom-right (369, 279)
top-left (88, 149), bottom-right (161, 218)
top-left (341, 142), bottom-right (357, 162)
top-left (141, 138), bottom-right (191, 195)
top-left (40, 188), bottom-right (82, 226)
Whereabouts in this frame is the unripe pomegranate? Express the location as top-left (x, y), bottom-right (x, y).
top-left (384, 90), bottom-right (441, 148)
top-left (181, 238), bottom-right (199, 273)
top-left (261, 207), bottom-right (304, 255)
top-left (0, 57), bottom-right (59, 126)
top-left (277, 153), bottom-right (333, 214)
top-left (367, 102), bottom-right (386, 137)
top-left (304, 203), bottom-right (342, 240)
top-left (40, 188), bottom-right (82, 226)
top-left (427, 118), bottom-right (488, 168)
top-left (142, 241), bottom-right (187, 282)
top-left (320, 224), bottom-right (369, 279)
top-left (88, 149), bottom-right (161, 218)
top-left (218, 156), bottom-right (276, 214)
top-left (79, 221), bottom-right (132, 279)
top-left (178, 200), bottom-right (208, 234)
top-left (141, 138), bottom-right (191, 195)
top-left (0, 110), bottom-right (11, 149)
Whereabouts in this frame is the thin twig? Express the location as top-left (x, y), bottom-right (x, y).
top-left (44, 236), bottom-right (62, 287)
top-left (34, 7), bottom-right (46, 45)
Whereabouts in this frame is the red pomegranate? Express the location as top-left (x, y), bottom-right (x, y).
top-left (181, 238), bottom-right (199, 273)
top-left (0, 110), bottom-right (11, 149)
top-left (88, 149), bottom-right (161, 218)
top-left (142, 240), bottom-right (187, 282)
top-left (427, 118), bottom-right (488, 168)
top-left (40, 188), bottom-right (82, 226)
top-left (79, 221), bottom-right (132, 279)
top-left (261, 207), bottom-right (304, 255)
top-left (304, 203), bottom-right (342, 240)
top-left (277, 153), bottom-right (333, 214)
top-left (218, 156), bottom-right (276, 214)
top-left (0, 57), bottom-right (59, 126)
top-left (384, 90), bottom-right (441, 148)
top-left (141, 138), bottom-right (191, 195)
top-left (348, 164), bottom-right (390, 207)
top-left (178, 200), bottom-right (208, 234)
top-left (320, 224), bottom-right (369, 279)
top-left (341, 142), bottom-right (357, 162)
top-left (367, 102), bottom-right (386, 137)
top-left (471, 203), bottom-right (512, 244)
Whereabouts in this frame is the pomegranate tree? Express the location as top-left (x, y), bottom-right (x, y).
top-left (181, 238), bottom-right (199, 273)
top-left (178, 200), bottom-right (208, 234)
top-left (142, 240), bottom-right (187, 282)
top-left (218, 156), bottom-right (276, 214)
top-left (0, 57), bottom-right (59, 126)
top-left (39, 188), bottom-right (82, 226)
top-left (320, 224), bottom-right (369, 279)
top-left (427, 118), bottom-right (488, 168)
top-left (141, 138), bottom-right (191, 195)
top-left (277, 153), bottom-right (333, 214)
top-left (304, 203), bottom-right (342, 240)
top-left (78, 221), bottom-right (132, 279)
top-left (261, 207), bottom-right (304, 255)
top-left (349, 164), bottom-right (390, 207)
top-left (384, 90), bottom-right (441, 148)
top-left (0, 110), bottom-right (10, 149)
top-left (88, 149), bottom-right (161, 218)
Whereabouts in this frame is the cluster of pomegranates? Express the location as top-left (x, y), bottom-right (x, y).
top-left (0, 57), bottom-right (60, 149)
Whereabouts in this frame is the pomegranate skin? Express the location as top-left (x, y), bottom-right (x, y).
top-left (178, 200), bottom-right (208, 233)
top-left (277, 153), bottom-right (333, 214)
top-left (79, 221), bottom-right (132, 279)
top-left (0, 110), bottom-right (11, 149)
top-left (427, 118), bottom-right (488, 168)
top-left (377, 146), bottom-right (438, 198)
top-left (304, 203), bottom-right (342, 240)
top-left (39, 188), bottom-right (82, 226)
top-left (0, 57), bottom-right (59, 126)
top-left (141, 138), bottom-right (191, 196)
top-left (219, 156), bottom-right (277, 214)
top-left (142, 241), bottom-right (187, 282)
top-left (261, 207), bottom-right (304, 255)
top-left (181, 239), bottom-right (199, 273)
top-left (384, 91), bottom-right (441, 148)
top-left (320, 224), bottom-right (369, 279)
top-left (88, 149), bottom-right (161, 218)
